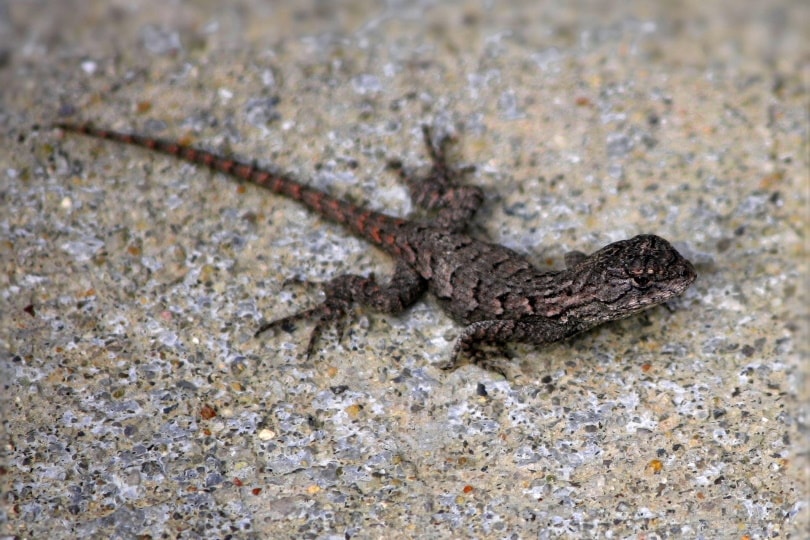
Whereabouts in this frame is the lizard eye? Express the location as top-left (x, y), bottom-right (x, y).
top-left (632, 275), bottom-right (652, 288)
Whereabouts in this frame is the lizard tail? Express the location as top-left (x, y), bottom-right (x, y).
top-left (55, 123), bottom-right (409, 253)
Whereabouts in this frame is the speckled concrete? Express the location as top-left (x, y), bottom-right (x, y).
top-left (1, 0), bottom-right (807, 538)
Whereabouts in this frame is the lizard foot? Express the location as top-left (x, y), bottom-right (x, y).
top-left (439, 339), bottom-right (515, 376)
top-left (254, 275), bottom-right (371, 358)
top-left (254, 270), bottom-right (422, 359)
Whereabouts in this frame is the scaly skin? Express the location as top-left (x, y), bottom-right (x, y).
top-left (56, 122), bottom-right (696, 373)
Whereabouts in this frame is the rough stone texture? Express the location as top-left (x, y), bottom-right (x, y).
top-left (2, 1), bottom-right (807, 538)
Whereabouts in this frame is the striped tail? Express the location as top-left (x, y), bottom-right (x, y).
top-left (55, 123), bottom-right (410, 255)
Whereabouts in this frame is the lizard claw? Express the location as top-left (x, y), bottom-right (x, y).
top-left (254, 307), bottom-right (316, 338)
top-left (255, 291), bottom-right (354, 358)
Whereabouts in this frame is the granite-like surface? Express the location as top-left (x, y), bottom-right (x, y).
top-left (2, 0), bottom-right (807, 537)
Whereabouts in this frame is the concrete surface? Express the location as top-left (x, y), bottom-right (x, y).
top-left (1, 0), bottom-right (807, 537)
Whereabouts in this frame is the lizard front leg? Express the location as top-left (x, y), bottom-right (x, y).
top-left (442, 316), bottom-right (573, 374)
top-left (256, 261), bottom-right (426, 358)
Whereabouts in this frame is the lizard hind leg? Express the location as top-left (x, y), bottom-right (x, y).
top-left (388, 125), bottom-right (483, 231)
top-left (255, 261), bottom-right (426, 359)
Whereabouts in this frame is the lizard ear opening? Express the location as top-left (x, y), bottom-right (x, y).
top-left (631, 275), bottom-right (652, 288)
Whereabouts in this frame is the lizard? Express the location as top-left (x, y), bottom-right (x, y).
top-left (54, 121), bottom-right (697, 373)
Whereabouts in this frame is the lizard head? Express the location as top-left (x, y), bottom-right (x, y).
top-left (570, 234), bottom-right (697, 320)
